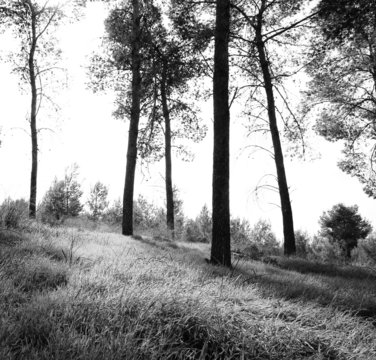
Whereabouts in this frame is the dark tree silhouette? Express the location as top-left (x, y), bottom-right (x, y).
top-left (319, 203), bottom-right (372, 258)
top-left (121, 0), bottom-right (142, 236)
top-left (211, 0), bottom-right (231, 267)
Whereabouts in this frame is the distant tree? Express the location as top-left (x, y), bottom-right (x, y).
top-left (103, 198), bottom-right (122, 225)
top-left (319, 203), bottom-right (372, 258)
top-left (230, 217), bottom-right (251, 244)
top-left (41, 165), bottom-right (83, 221)
top-left (250, 219), bottom-right (279, 251)
top-left (197, 204), bottom-right (212, 242)
top-left (211, 0), bottom-right (231, 267)
top-left (87, 182), bottom-right (109, 221)
top-left (0, 0), bottom-right (64, 219)
top-left (307, 0), bottom-right (376, 198)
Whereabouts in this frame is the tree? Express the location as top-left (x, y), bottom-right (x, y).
top-left (93, 1), bottom-right (209, 238)
top-left (306, 0), bottom-right (376, 198)
top-left (0, 0), bottom-right (64, 219)
top-left (211, 0), bottom-right (231, 267)
top-left (230, 0), bottom-right (317, 255)
top-left (41, 165), bottom-right (83, 221)
top-left (319, 203), bottom-right (372, 258)
top-left (87, 182), bottom-right (109, 221)
top-left (121, 0), bottom-right (142, 236)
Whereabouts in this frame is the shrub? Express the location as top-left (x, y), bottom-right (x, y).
top-left (103, 199), bottom-right (122, 225)
top-left (295, 230), bottom-right (311, 258)
top-left (309, 235), bottom-right (344, 263)
top-left (0, 198), bottom-right (29, 229)
top-left (181, 219), bottom-right (208, 242)
top-left (351, 233), bottom-right (376, 266)
top-left (87, 182), bottom-right (109, 221)
top-left (230, 217), bottom-right (251, 244)
top-left (40, 166), bottom-right (83, 224)
top-left (249, 219), bottom-right (280, 256)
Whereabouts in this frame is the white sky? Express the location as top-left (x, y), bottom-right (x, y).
top-left (0, 1), bottom-right (375, 240)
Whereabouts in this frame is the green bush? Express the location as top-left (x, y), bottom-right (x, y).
top-left (0, 198), bottom-right (29, 229)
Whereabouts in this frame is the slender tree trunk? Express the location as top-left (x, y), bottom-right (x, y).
top-left (211, 0), bottom-right (231, 267)
top-left (29, 10), bottom-right (38, 219)
top-left (255, 25), bottom-right (296, 256)
top-left (122, 0), bottom-right (142, 236)
top-left (160, 63), bottom-right (175, 238)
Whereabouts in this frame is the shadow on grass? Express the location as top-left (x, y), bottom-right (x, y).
top-left (269, 256), bottom-right (376, 281)
top-left (161, 243), bottom-right (376, 325)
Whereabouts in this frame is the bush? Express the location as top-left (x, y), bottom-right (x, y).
top-left (181, 219), bottom-right (208, 242)
top-left (87, 182), bottom-right (109, 221)
top-left (230, 217), bottom-right (251, 244)
top-left (103, 199), bottom-right (122, 225)
top-left (351, 233), bottom-right (376, 266)
top-left (309, 235), bottom-right (344, 263)
top-left (40, 166), bottom-right (83, 224)
top-left (249, 219), bottom-right (280, 256)
top-left (0, 198), bottom-right (29, 229)
top-left (295, 230), bottom-right (311, 258)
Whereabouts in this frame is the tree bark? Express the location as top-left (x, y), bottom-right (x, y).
top-left (211, 0), bottom-right (231, 267)
top-left (122, 0), bottom-right (142, 236)
top-left (255, 21), bottom-right (296, 256)
top-left (28, 7), bottom-right (38, 219)
top-left (161, 62), bottom-right (175, 238)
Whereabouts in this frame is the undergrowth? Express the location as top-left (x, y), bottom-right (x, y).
top-left (0, 225), bottom-right (375, 359)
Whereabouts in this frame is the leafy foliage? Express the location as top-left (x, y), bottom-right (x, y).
top-left (307, 0), bottom-right (376, 197)
top-left (319, 204), bottom-right (372, 258)
top-left (0, 198), bottom-right (29, 229)
top-left (87, 182), bottom-right (109, 221)
top-left (40, 165), bottom-right (83, 223)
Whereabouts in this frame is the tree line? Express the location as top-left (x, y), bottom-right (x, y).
top-left (1, 0), bottom-right (375, 267)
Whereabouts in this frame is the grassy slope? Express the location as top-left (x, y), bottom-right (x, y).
top-left (0, 225), bottom-right (375, 360)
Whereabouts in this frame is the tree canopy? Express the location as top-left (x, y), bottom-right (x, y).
top-left (319, 203), bottom-right (372, 258)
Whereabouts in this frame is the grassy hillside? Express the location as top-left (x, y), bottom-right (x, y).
top-left (1, 225), bottom-right (376, 359)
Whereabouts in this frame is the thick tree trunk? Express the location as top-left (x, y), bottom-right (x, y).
top-left (122, 0), bottom-right (142, 236)
top-left (255, 26), bottom-right (296, 256)
top-left (211, 0), bottom-right (231, 267)
top-left (161, 64), bottom-right (175, 238)
top-left (28, 11), bottom-right (38, 219)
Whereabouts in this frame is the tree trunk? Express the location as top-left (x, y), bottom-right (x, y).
top-left (122, 0), bottom-right (142, 236)
top-left (28, 10), bottom-right (38, 219)
top-left (211, 0), bottom-right (231, 267)
top-left (255, 25), bottom-right (296, 256)
top-left (161, 63), bottom-right (175, 238)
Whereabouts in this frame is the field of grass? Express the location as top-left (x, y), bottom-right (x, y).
top-left (1, 224), bottom-right (376, 359)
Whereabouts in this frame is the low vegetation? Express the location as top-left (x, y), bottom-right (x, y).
top-left (1, 221), bottom-right (376, 359)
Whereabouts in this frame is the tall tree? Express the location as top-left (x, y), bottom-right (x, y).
top-left (230, 0), bottom-right (316, 255)
top-left (121, 0), bottom-right (142, 235)
top-left (0, 0), bottom-right (63, 218)
top-left (306, 0), bottom-right (376, 198)
top-left (211, 0), bottom-right (231, 267)
top-left (91, 1), bottom-right (209, 237)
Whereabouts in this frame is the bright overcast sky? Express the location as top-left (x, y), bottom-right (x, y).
top-left (0, 1), bottom-right (375, 239)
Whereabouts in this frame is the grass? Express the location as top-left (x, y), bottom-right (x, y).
top-left (0, 225), bottom-right (376, 359)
